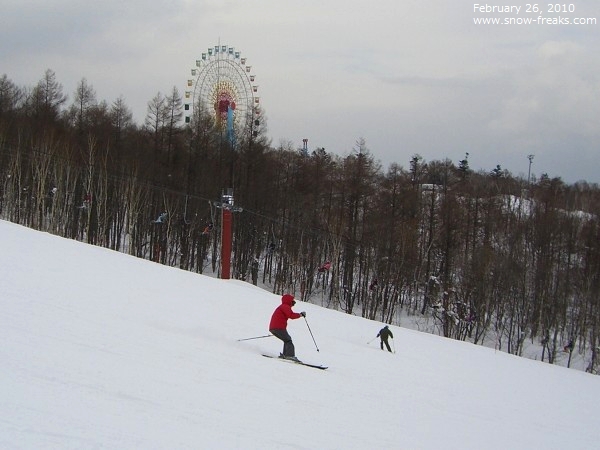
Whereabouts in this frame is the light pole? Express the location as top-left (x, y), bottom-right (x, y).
top-left (527, 154), bottom-right (534, 185)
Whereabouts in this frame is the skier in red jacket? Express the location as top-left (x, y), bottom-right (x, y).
top-left (269, 294), bottom-right (306, 361)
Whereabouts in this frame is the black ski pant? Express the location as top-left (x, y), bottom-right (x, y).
top-left (381, 338), bottom-right (392, 352)
top-left (270, 328), bottom-right (295, 357)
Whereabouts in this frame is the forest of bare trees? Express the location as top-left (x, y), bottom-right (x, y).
top-left (2, 70), bottom-right (599, 373)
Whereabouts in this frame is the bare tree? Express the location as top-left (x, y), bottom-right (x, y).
top-left (29, 69), bottom-right (67, 122)
top-left (163, 86), bottom-right (183, 166)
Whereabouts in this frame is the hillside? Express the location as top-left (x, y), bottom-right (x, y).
top-left (1, 220), bottom-right (599, 449)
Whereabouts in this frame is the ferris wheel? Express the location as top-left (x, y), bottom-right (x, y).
top-left (185, 44), bottom-right (259, 147)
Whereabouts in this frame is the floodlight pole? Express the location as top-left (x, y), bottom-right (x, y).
top-left (527, 154), bottom-right (534, 185)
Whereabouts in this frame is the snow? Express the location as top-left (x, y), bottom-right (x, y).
top-left (1, 219), bottom-right (599, 449)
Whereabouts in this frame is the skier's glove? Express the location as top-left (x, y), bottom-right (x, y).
top-left (300, 311), bottom-right (306, 317)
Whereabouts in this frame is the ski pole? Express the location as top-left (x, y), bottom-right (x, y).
top-left (237, 334), bottom-right (273, 342)
top-left (391, 338), bottom-right (396, 354)
top-left (304, 317), bottom-right (320, 352)
top-left (367, 337), bottom-right (377, 344)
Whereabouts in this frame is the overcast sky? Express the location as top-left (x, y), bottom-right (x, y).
top-left (1, 0), bottom-right (599, 183)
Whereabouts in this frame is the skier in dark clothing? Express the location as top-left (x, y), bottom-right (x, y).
top-left (377, 325), bottom-right (394, 352)
top-left (564, 340), bottom-right (574, 353)
top-left (269, 294), bottom-right (306, 361)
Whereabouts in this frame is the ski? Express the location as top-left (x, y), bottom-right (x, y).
top-left (262, 354), bottom-right (327, 370)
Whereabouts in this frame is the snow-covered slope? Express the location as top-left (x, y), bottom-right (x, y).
top-left (1, 220), bottom-right (599, 449)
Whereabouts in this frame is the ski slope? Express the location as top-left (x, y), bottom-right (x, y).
top-left (1, 220), bottom-right (599, 449)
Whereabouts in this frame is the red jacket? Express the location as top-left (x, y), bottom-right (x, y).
top-left (269, 294), bottom-right (301, 330)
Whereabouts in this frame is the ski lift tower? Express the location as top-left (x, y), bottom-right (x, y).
top-left (216, 188), bottom-right (243, 279)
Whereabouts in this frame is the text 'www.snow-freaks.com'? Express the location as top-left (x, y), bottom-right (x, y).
top-left (473, 3), bottom-right (597, 25)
